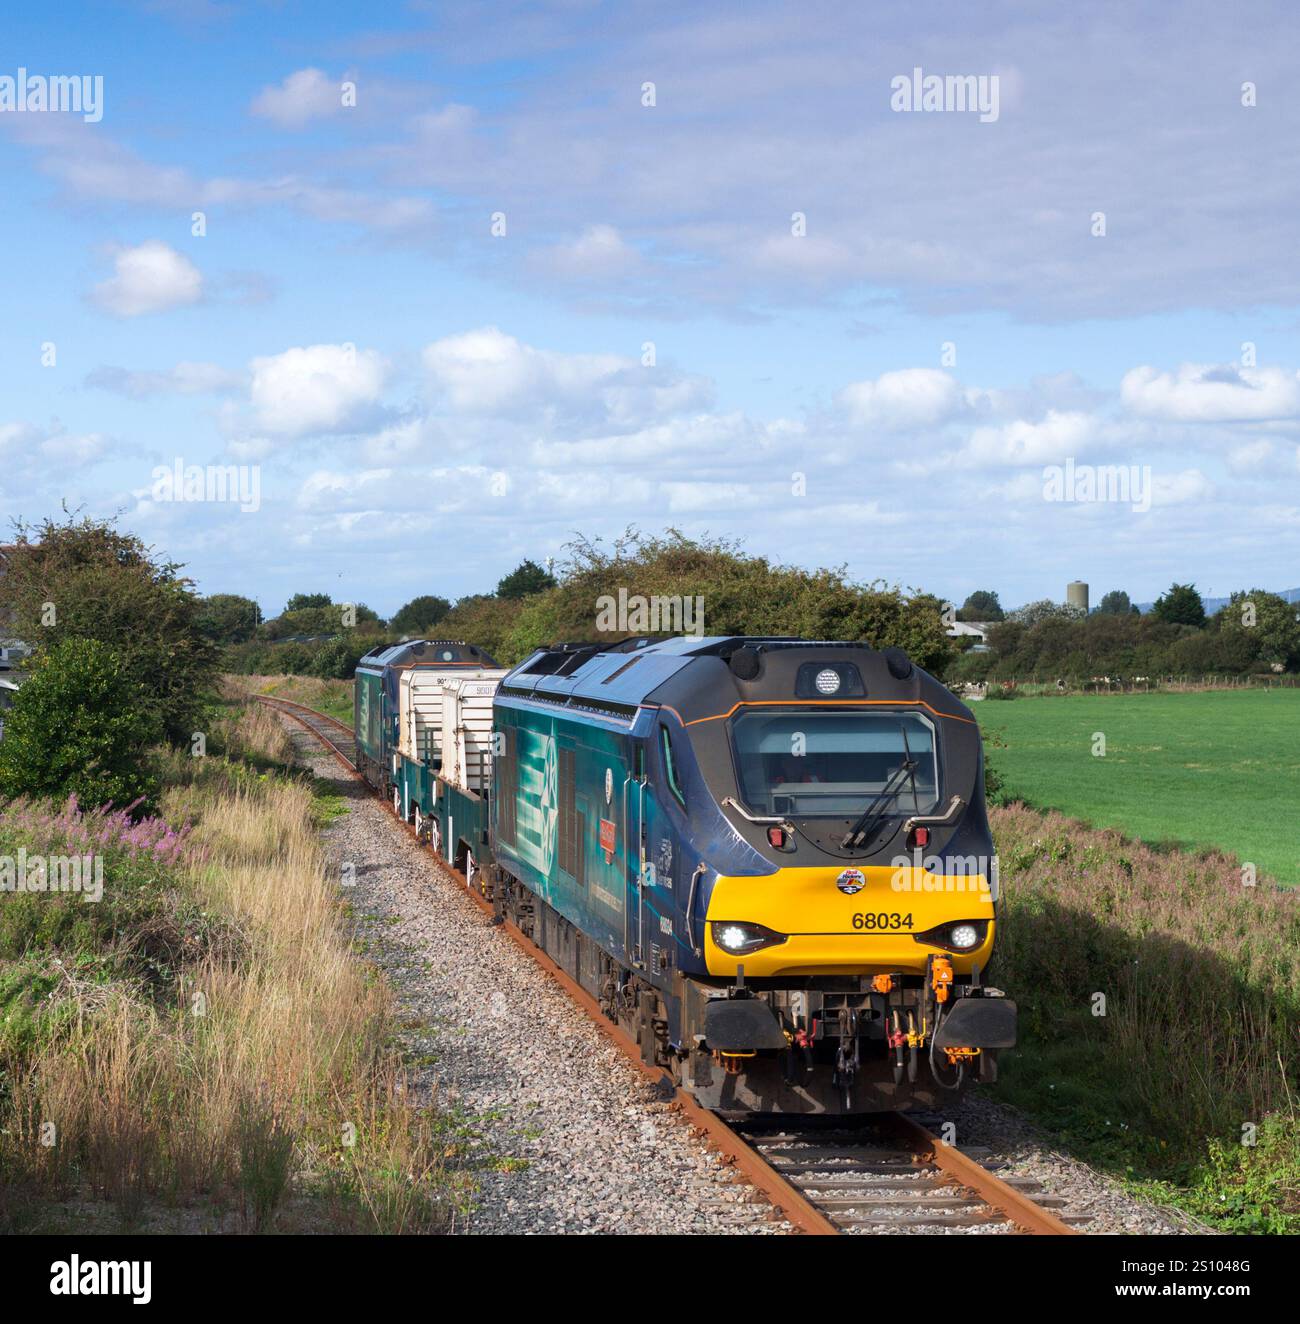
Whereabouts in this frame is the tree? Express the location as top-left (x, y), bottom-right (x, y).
top-left (1153, 583), bottom-right (1207, 628)
top-left (390, 594), bottom-right (452, 636)
top-left (958, 590), bottom-right (1004, 622)
top-left (0, 638), bottom-right (162, 810)
top-left (284, 592), bottom-right (332, 612)
top-left (1096, 590), bottom-right (1136, 616)
top-left (259, 602), bottom-right (382, 640)
top-left (1213, 590), bottom-right (1300, 672)
top-left (0, 514), bottom-right (218, 743)
top-left (491, 530), bottom-right (956, 672)
top-left (496, 559), bottom-right (557, 600)
top-left (197, 593), bottom-right (263, 643)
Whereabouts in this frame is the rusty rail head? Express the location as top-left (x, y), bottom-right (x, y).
top-left (255, 694), bottom-right (360, 778)
top-left (881, 1112), bottom-right (1077, 1235)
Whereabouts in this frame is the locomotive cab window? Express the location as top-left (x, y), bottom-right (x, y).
top-left (730, 710), bottom-right (938, 819)
top-left (661, 726), bottom-right (686, 807)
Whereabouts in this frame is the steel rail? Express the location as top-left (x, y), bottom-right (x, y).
top-left (880, 1112), bottom-right (1077, 1235)
top-left (259, 693), bottom-right (1077, 1238)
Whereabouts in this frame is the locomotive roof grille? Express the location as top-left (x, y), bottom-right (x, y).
top-left (497, 683), bottom-right (639, 721)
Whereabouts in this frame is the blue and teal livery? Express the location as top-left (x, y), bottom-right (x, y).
top-left (486, 635), bottom-right (1017, 1116)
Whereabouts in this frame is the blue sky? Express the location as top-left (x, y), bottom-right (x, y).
top-left (2, 0), bottom-right (1298, 618)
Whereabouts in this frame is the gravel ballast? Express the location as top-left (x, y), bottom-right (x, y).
top-left (281, 717), bottom-right (1207, 1237)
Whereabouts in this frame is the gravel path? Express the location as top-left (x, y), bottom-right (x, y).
top-left (286, 724), bottom-right (787, 1234)
top-left (281, 717), bottom-right (1209, 1237)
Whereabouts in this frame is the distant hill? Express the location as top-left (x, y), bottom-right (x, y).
top-left (1135, 587), bottom-right (1300, 615)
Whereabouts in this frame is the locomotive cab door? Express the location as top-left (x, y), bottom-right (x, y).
top-left (626, 741), bottom-right (648, 970)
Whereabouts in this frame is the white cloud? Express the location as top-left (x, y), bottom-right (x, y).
top-left (963, 410), bottom-right (1097, 466)
top-left (248, 344), bottom-right (388, 437)
top-left (91, 240), bottom-right (203, 317)
top-left (1121, 363), bottom-right (1300, 422)
top-left (1226, 439), bottom-right (1276, 474)
top-left (529, 411), bottom-right (778, 469)
top-left (0, 421), bottom-right (109, 489)
top-left (422, 326), bottom-right (627, 414)
top-left (837, 368), bottom-right (964, 430)
top-left (1152, 468), bottom-right (1214, 505)
top-left (250, 68), bottom-right (344, 129)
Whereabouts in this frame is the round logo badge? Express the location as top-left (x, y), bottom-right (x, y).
top-left (836, 867), bottom-right (866, 894)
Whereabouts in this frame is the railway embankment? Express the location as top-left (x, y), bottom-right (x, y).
top-left (989, 802), bottom-right (1300, 1233)
top-left (0, 692), bottom-right (467, 1232)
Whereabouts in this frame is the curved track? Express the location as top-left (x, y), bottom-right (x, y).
top-left (257, 692), bottom-right (1080, 1236)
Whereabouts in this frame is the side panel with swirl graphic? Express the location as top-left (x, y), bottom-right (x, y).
top-left (512, 725), bottom-right (558, 879)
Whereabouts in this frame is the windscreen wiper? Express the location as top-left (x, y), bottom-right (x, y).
top-left (840, 756), bottom-right (917, 849)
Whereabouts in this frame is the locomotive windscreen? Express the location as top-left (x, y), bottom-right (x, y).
top-left (730, 709), bottom-right (939, 818)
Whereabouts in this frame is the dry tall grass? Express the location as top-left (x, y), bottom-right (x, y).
top-left (2, 699), bottom-right (465, 1231)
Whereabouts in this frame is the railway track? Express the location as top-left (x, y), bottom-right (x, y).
top-left (257, 691), bottom-right (1081, 1237)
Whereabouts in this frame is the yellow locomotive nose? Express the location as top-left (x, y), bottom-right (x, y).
top-left (703, 862), bottom-right (995, 978)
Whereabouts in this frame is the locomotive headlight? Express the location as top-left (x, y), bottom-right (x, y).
top-left (814, 667), bottom-right (841, 695)
top-left (711, 921), bottom-right (787, 955)
top-left (912, 919), bottom-right (988, 953)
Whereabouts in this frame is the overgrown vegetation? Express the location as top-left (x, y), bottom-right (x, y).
top-left (990, 803), bottom-right (1300, 1232)
top-left (219, 531), bottom-right (955, 677)
top-left (0, 518), bottom-right (471, 1231)
top-left (434, 530), bottom-right (954, 671)
top-left (0, 696), bottom-right (473, 1232)
top-left (1, 513), bottom-right (220, 742)
top-left (231, 674), bottom-right (355, 728)
top-left (0, 638), bottom-right (163, 812)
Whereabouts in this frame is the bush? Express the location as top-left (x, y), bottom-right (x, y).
top-left (0, 639), bottom-right (163, 812)
top-left (0, 515), bottom-right (219, 743)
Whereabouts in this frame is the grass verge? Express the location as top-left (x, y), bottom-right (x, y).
top-left (989, 802), bottom-right (1300, 1232)
top-left (0, 692), bottom-right (473, 1233)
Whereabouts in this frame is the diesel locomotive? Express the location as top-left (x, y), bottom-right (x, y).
top-left (358, 634), bottom-right (1016, 1115)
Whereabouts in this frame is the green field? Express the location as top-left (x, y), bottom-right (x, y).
top-left (976, 689), bottom-right (1300, 885)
